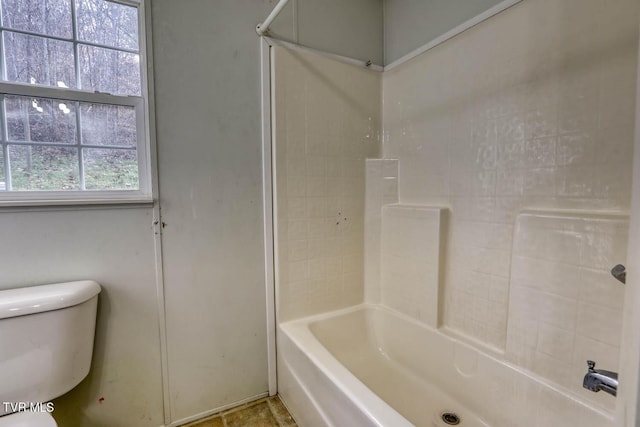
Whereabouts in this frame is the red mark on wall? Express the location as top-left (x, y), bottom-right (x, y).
top-left (98, 397), bottom-right (105, 404)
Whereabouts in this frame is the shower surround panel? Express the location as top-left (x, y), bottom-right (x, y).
top-left (381, 0), bottom-right (638, 351)
top-left (273, 0), bottom-right (637, 423)
top-left (506, 211), bottom-right (628, 411)
top-left (272, 46), bottom-right (382, 321)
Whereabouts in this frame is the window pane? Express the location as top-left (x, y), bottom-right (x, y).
top-left (0, 150), bottom-right (4, 190)
top-left (4, 31), bottom-right (75, 88)
top-left (80, 103), bottom-right (136, 147)
top-left (9, 145), bottom-right (79, 190)
top-left (76, 0), bottom-right (138, 50)
top-left (79, 44), bottom-right (140, 96)
top-left (83, 148), bottom-right (138, 190)
top-left (1, 0), bottom-right (72, 39)
top-left (5, 95), bottom-right (77, 144)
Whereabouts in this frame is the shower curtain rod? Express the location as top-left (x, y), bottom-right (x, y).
top-left (256, 0), bottom-right (290, 36)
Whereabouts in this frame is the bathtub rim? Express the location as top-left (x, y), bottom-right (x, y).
top-left (279, 302), bottom-right (614, 425)
top-left (280, 304), bottom-right (413, 427)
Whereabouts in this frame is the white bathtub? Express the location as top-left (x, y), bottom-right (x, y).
top-left (278, 304), bottom-right (613, 427)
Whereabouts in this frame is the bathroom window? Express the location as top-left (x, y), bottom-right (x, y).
top-left (0, 0), bottom-right (150, 204)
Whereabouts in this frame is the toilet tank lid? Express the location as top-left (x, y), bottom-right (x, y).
top-left (0, 280), bottom-right (101, 320)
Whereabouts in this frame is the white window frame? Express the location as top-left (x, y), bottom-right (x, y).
top-left (0, 0), bottom-right (152, 206)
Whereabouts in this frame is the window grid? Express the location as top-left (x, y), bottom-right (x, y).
top-left (75, 104), bottom-right (85, 190)
top-left (0, 0), bottom-right (141, 93)
top-left (76, 100), bottom-right (86, 190)
top-left (0, 5), bottom-right (6, 191)
top-left (0, 94), bottom-right (8, 190)
top-left (0, 96), bottom-right (138, 192)
top-left (0, 1), bottom-right (5, 82)
top-left (0, 26), bottom-right (140, 56)
top-left (0, 0), bottom-right (147, 199)
top-left (70, 0), bottom-right (80, 91)
top-left (71, 0), bottom-right (83, 190)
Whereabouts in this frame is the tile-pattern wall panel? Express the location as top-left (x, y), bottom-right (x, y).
top-left (273, 46), bottom-right (381, 321)
top-left (506, 211), bottom-right (628, 411)
top-left (364, 159), bottom-right (398, 303)
top-left (382, 0), bottom-right (638, 350)
top-left (380, 205), bottom-right (443, 327)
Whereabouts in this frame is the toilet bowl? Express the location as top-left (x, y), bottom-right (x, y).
top-left (0, 281), bottom-right (101, 426)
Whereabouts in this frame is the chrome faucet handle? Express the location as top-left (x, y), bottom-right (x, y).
top-left (587, 360), bottom-right (596, 371)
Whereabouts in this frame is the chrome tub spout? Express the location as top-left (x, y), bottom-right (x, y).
top-left (583, 360), bottom-right (618, 397)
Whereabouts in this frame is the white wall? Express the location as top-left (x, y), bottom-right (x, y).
top-left (151, 1), bottom-right (272, 421)
top-left (383, 0), bottom-right (508, 64)
top-left (0, 206), bottom-right (164, 427)
top-left (152, 0), bottom-right (384, 424)
top-left (380, 0), bottom-right (638, 415)
top-left (363, 159), bottom-right (398, 303)
top-left (507, 211), bottom-right (627, 412)
top-left (383, 0), bottom-right (638, 349)
top-left (0, 1), bottom-right (384, 427)
top-left (272, 45), bottom-right (382, 322)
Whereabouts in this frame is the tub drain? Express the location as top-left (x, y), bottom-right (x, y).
top-left (441, 412), bottom-right (460, 425)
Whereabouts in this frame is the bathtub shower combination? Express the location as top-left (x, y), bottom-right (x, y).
top-left (269, 0), bottom-right (638, 425)
top-left (280, 305), bottom-right (611, 427)
top-left (276, 206), bottom-right (626, 427)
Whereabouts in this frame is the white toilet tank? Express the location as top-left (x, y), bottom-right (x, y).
top-left (0, 281), bottom-right (101, 417)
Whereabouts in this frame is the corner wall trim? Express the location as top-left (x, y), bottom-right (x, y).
top-left (260, 37), bottom-right (278, 396)
top-left (165, 392), bottom-right (269, 427)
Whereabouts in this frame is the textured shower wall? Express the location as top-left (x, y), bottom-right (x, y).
top-left (382, 0), bottom-right (638, 350)
top-left (364, 158), bottom-right (398, 303)
top-left (273, 46), bottom-right (381, 321)
top-left (507, 211), bottom-right (628, 411)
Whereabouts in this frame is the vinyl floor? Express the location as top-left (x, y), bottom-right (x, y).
top-left (181, 396), bottom-right (297, 427)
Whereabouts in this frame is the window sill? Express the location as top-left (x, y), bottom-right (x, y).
top-left (0, 196), bottom-right (154, 209)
